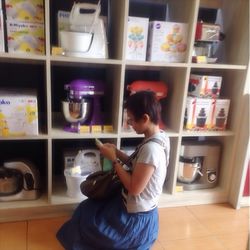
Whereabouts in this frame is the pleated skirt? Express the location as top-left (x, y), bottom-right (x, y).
top-left (56, 194), bottom-right (159, 250)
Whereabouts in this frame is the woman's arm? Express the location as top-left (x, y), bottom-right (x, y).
top-left (114, 161), bottom-right (154, 195)
top-left (98, 143), bottom-right (154, 195)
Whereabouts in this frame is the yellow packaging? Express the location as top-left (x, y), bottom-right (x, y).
top-left (0, 91), bottom-right (39, 137)
top-left (5, 0), bottom-right (44, 23)
top-left (6, 20), bottom-right (45, 55)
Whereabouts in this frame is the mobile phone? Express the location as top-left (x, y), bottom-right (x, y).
top-left (95, 138), bottom-right (103, 147)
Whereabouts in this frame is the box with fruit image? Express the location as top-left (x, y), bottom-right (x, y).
top-left (211, 99), bottom-right (230, 131)
top-left (147, 21), bottom-right (188, 62)
top-left (184, 96), bottom-right (213, 131)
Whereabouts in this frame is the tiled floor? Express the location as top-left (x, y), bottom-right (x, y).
top-left (0, 203), bottom-right (249, 250)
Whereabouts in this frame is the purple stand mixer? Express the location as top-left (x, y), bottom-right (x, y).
top-left (62, 79), bottom-right (104, 133)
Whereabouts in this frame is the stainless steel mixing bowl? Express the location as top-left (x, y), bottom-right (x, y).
top-left (177, 156), bottom-right (203, 184)
top-left (62, 99), bottom-right (92, 123)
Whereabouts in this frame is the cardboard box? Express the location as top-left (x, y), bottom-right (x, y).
top-left (6, 20), bottom-right (45, 55)
top-left (126, 16), bottom-right (149, 61)
top-left (195, 22), bottom-right (220, 42)
top-left (189, 74), bottom-right (222, 98)
top-left (5, 0), bottom-right (44, 23)
top-left (57, 10), bottom-right (70, 45)
top-left (211, 99), bottom-right (230, 130)
top-left (0, 91), bottom-right (39, 136)
top-left (147, 21), bottom-right (188, 62)
top-left (184, 96), bottom-right (213, 131)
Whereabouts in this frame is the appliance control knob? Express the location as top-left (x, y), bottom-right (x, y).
top-left (208, 173), bottom-right (217, 183)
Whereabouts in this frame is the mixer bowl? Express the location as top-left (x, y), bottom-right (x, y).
top-left (62, 100), bottom-right (92, 123)
top-left (177, 156), bottom-right (203, 184)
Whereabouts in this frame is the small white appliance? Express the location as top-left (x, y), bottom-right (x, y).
top-left (59, 2), bottom-right (108, 58)
top-left (64, 149), bottom-right (102, 199)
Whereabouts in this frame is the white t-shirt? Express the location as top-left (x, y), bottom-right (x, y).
top-left (123, 131), bottom-right (170, 213)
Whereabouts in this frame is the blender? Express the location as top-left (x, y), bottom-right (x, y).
top-left (62, 79), bottom-right (104, 133)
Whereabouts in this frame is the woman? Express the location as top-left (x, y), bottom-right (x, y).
top-left (57, 90), bottom-right (170, 250)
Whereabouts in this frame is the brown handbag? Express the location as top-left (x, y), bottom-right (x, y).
top-left (80, 169), bottom-right (122, 200)
top-left (80, 137), bottom-right (166, 200)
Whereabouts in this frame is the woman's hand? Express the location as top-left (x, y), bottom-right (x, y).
top-left (97, 143), bottom-right (117, 162)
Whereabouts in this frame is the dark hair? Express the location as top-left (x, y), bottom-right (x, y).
top-left (124, 91), bottom-right (161, 124)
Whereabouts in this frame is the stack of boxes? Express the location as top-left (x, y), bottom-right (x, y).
top-left (184, 74), bottom-right (230, 131)
top-left (125, 16), bottom-right (188, 63)
top-left (5, 0), bottom-right (45, 55)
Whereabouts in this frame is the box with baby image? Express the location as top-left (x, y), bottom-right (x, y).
top-left (147, 21), bottom-right (188, 63)
top-left (0, 90), bottom-right (38, 137)
top-left (6, 20), bottom-right (45, 55)
top-left (184, 96), bottom-right (213, 131)
top-left (5, 0), bottom-right (44, 23)
top-left (211, 99), bottom-right (230, 131)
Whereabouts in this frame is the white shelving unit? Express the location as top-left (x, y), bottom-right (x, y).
top-left (0, 0), bottom-right (249, 222)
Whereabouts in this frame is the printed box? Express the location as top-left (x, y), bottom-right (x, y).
top-left (0, 91), bottom-right (39, 136)
top-left (5, 0), bottom-right (44, 23)
top-left (6, 20), bottom-right (45, 55)
top-left (57, 10), bottom-right (70, 45)
top-left (126, 16), bottom-right (149, 61)
top-left (184, 96), bottom-right (213, 131)
top-left (189, 74), bottom-right (222, 98)
top-left (147, 21), bottom-right (188, 63)
top-left (211, 99), bottom-right (230, 130)
top-left (195, 22), bottom-right (220, 42)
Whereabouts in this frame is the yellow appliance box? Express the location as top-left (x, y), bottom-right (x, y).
top-left (0, 91), bottom-right (38, 136)
top-left (7, 20), bottom-right (45, 55)
top-left (5, 0), bottom-right (44, 23)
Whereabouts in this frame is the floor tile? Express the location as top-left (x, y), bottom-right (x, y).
top-left (157, 206), bottom-right (211, 242)
top-left (216, 231), bottom-right (249, 250)
top-left (187, 203), bottom-right (249, 234)
top-left (160, 236), bottom-right (225, 250)
top-left (27, 216), bottom-right (69, 250)
top-left (0, 221), bottom-right (27, 250)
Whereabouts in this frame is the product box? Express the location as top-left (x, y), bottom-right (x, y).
top-left (57, 10), bottom-right (70, 45)
top-left (147, 21), bottom-right (188, 63)
top-left (195, 22), bottom-right (220, 42)
top-left (0, 9), bottom-right (4, 52)
top-left (184, 96), bottom-right (213, 131)
top-left (126, 16), bottom-right (149, 61)
top-left (5, 0), bottom-right (44, 23)
top-left (189, 74), bottom-right (222, 98)
top-left (6, 20), bottom-right (45, 55)
top-left (211, 98), bottom-right (230, 130)
top-left (0, 91), bottom-right (39, 136)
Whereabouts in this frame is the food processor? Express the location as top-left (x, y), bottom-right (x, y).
top-left (62, 79), bottom-right (104, 133)
top-left (177, 140), bottom-right (221, 190)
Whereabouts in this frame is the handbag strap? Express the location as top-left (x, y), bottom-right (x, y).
top-left (121, 137), bottom-right (167, 169)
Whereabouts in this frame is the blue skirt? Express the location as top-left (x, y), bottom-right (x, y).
top-left (56, 194), bottom-right (159, 250)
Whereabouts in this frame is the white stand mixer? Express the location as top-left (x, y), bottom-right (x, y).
top-left (59, 1), bottom-right (108, 58)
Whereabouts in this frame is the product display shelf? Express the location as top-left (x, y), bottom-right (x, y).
top-left (0, 0), bottom-right (249, 222)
